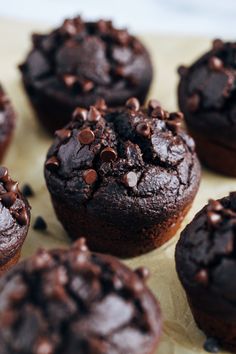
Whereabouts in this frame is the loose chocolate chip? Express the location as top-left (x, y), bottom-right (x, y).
top-left (177, 65), bottom-right (189, 77)
top-left (87, 106), bottom-right (101, 122)
top-left (22, 184), bottom-right (34, 198)
top-left (208, 56), bottom-right (223, 71)
top-left (126, 97), bottom-right (140, 111)
top-left (1, 192), bottom-right (17, 208)
top-left (195, 269), bottom-right (208, 285)
top-left (123, 171), bottom-right (138, 187)
top-left (135, 267), bottom-right (150, 280)
top-left (100, 147), bottom-right (117, 162)
top-left (0, 167), bottom-right (8, 182)
top-left (187, 93), bottom-right (200, 112)
top-left (136, 122), bottom-right (150, 137)
top-left (203, 338), bottom-right (219, 353)
top-left (78, 128), bottom-right (95, 145)
top-left (5, 180), bottom-right (19, 194)
top-left (33, 216), bottom-right (47, 231)
top-left (83, 169), bottom-right (98, 184)
top-left (82, 80), bottom-right (94, 92)
top-left (45, 156), bottom-right (60, 171)
top-left (63, 74), bottom-right (77, 88)
top-left (212, 39), bottom-right (224, 50)
top-left (13, 208), bottom-right (29, 226)
top-left (55, 128), bottom-right (72, 140)
top-left (207, 211), bottom-right (222, 227)
top-left (148, 99), bottom-right (161, 111)
top-left (95, 98), bottom-right (107, 110)
top-left (73, 107), bottom-right (87, 121)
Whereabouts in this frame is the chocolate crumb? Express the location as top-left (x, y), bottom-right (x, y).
top-left (33, 216), bottom-right (47, 231)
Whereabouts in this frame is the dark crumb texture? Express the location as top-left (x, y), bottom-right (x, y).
top-left (19, 16), bottom-right (153, 133)
top-left (176, 192), bottom-right (236, 352)
top-left (0, 239), bottom-right (162, 354)
top-left (44, 97), bottom-right (200, 257)
top-left (0, 85), bottom-right (15, 161)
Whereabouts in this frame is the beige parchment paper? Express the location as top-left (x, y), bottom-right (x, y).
top-left (0, 17), bottom-right (235, 354)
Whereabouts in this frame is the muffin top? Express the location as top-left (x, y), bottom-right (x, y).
top-left (0, 167), bottom-right (30, 266)
top-left (0, 85), bottom-right (15, 141)
top-left (0, 239), bottom-right (161, 354)
top-left (45, 98), bottom-right (200, 225)
top-left (176, 192), bottom-right (236, 302)
top-left (178, 40), bottom-right (236, 148)
top-left (19, 16), bottom-right (152, 107)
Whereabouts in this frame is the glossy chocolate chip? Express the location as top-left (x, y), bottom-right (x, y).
top-left (135, 267), bottom-right (150, 280)
top-left (136, 122), bottom-right (150, 137)
top-left (0, 167), bottom-right (8, 182)
top-left (1, 192), bottom-right (17, 208)
top-left (82, 80), bottom-right (94, 92)
top-left (5, 180), bottom-right (19, 194)
top-left (100, 147), bottom-right (117, 162)
top-left (148, 99), bottom-right (161, 111)
top-left (78, 128), bottom-right (95, 145)
top-left (46, 157), bottom-right (60, 171)
top-left (208, 56), bottom-right (223, 71)
top-left (13, 208), bottom-right (29, 226)
top-left (207, 211), bottom-right (222, 227)
top-left (63, 74), bottom-right (77, 88)
top-left (87, 106), bottom-right (101, 122)
top-left (83, 169), bottom-right (98, 184)
top-left (194, 269), bottom-right (208, 285)
top-left (125, 97), bottom-right (140, 111)
top-left (95, 98), bottom-right (107, 110)
top-left (73, 107), bottom-right (87, 121)
top-left (123, 171), bottom-right (138, 187)
top-left (55, 129), bottom-right (72, 140)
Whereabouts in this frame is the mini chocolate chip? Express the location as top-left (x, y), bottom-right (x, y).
top-left (82, 80), bottom-right (94, 92)
top-left (208, 56), bottom-right (223, 71)
top-left (166, 119), bottom-right (182, 134)
top-left (63, 74), bottom-right (77, 88)
top-left (203, 338), bottom-right (219, 353)
top-left (22, 184), bottom-right (34, 198)
top-left (135, 267), bottom-right (150, 280)
top-left (95, 98), bottom-right (107, 110)
top-left (187, 93), bottom-right (200, 112)
top-left (83, 169), bottom-right (98, 184)
top-left (207, 211), bottom-right (222, 227)
top-left (33, 216), bottom-right (47, 231)
top-left (88, 106), bottom-right (101, 122)
top-left (1, 192), bottom-right (17, 208)
top-left (126, 97), bottom-right (140, 111)
top-left (55, 128), bottom-right (72, 140)
top-left (148, 99), bottom-right (161, 111)
top-left (72, 238), bottom-right (88, 252)
top-left (195, 269), bottom-right (208, 285)
top-left (136, 122), bottom-right (150, 137)
top-left (123, 171), bottom-right (138, 187)
top-left (73, 107), bottom-right (87, 121)
top-left (100, 147), bottom-right (117, 162)
top-left (208, 199), bottom-right (223, 211)
top-left (0, 166), bottom-right (8, 182)
top-left (151, 106), bottom-right (165, 119)
top-left (78, 128), bottom-right (95, 145)
top-left (212, 39), bottom-right (224, 50)
top-left (177, 65), bottom-right (189, 76)
top-left (13, 208), bottom-right (29, 226)
top-left (45, 156), bottom-right (60, 171)
top-left (5, 180), bottom-right (19, 193)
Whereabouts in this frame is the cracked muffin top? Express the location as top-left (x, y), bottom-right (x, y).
top-left (0, 239), bottom-right (162, 354)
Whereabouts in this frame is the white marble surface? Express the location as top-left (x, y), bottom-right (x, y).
top-left (1, 0), bottom-right (236, 38)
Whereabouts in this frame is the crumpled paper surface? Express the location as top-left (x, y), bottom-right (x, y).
top-left (0, 17), bottom-right (234, 354)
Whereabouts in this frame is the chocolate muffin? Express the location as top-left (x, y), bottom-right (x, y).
top-left (0, 239), bottom-right (162, 354)
top-left (175, 192), bottom-right (236, 352)
top-left (19, 16), bottom-right (153, 134)
top-left (178, 39), bottom-right (236, 176)
top-left (0, 84), bottom-right (15, 161)
top-left (0, 167), bottom-right (31, 272)
top-left (44, 97), bottom-right (201, 258)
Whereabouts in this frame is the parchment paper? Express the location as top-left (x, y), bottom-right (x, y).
top-left (0, 17), bottom-right (234, 353)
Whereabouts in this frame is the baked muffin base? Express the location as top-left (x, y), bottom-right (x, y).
top-left (0, 249), bottom-right (21, 274)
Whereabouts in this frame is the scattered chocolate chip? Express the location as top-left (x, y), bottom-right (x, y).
top-left (187, 93), bottom-right (200, 112)
top-left (0, 167), bottom-right (8, 182)
top-left (100, 147), bottom-right (117, 162)
top-left (73, 107), bottom-right (87, 121)
top-left (207, 211), bottom-right (222, 227)
top-left (148, 99), bottom-right (161, 111)
top-left (126, 97), bottom-right (140, 111)
top-left (123, 171), bottom-right (138, 188)
top-left (208, 56), bottom-right (223, 71)
top-left (87, 106), bottom-right (101, 122)
top-left (45, 156), bottom-right (60, 171)
top-left (63, 74), bottom-right (77, 88)
top-left (136, 122), bottom-right (150, 137)
top-left (195, 269), bottom-right (208, 285)
top-left (203, 337), bottom-right (219, 353)
top-left (55, 128), bottom-right (72, 140)
top-left (78, 128), bottom-right (95, 145)
top-left (212, 39), bottom-right (224, 50)
top-left (83, 169), bottom-right (98, 185)
top-left (33, 216), bottom-right (47, 231)
top-left (22, 184), bottom-right (34, 198)
top-left (135, 267), bottom-right (150, 280)
top-left (177, 65), bottom-right (189, 77)
top-left (1, 192), bottom-right (17, 208)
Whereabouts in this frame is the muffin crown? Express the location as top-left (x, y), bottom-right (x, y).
top-left (0, 239), bottom-right (161, 354)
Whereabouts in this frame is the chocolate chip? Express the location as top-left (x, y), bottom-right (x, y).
top-left (125, 97), bottom-right (140, 111)
top-left (87, 106), bottom-right (101, 122)
top-left (148, 99), bottom-right (161, 111)
top-left (135, 267), bottom-right (150, 280)
top-left (83, 169), bottom-right (98, 184)
top-left (208, 199), bottom-right (223, 211)
top-left (55, 129), bottom-right (72, 140)
top-left (166, 119), bottom-right (182, 134)
top-left (195, 269), bottom-right (208, 285)
top-left (212, 39), bottom-right (224, 50)
top-left (1, 192), bottom-right (17, 208)
top-left (45, 156), bottom-right (60, 171)
top-left (203, 337), bottom-right (219, 353)
top-left (35, 339), bottom-right (54, 354)
top-left (63, 74), bottom-right (77, 88)
top-left (5, 180), bottom-right (19, 194)
top-left (82, 80), bottom-right (94, 92)
top-left (169, 112), bottom-right (184, 120)
top-left (0, 167), bottom-right (8, 182)
top-left (100, 147), bottom-right (117, 162)
top-left (22, 184), bottom-right (34, 198)
top-left (187, 93), bottom-right (200, 112)
top-left (78, 128), bottom-right (95, 145)
top-left (151, 106), bottom-right (165, 119)
top-left (13, 208), bottom-right (29, 226)
top-left (136, 122), bottom-right (150, 137)
top-left (73, 107), bottom-right (87, 121)
top-left (208, 56), bottom-right (223, 71)
top-left (72, 238), bottom-right (88, 252)
top-left (207, 211), bottom-right (222, 227)
top-left (123, 171), bottom-right (138, 187)
top-left (95, 98), bottom-right (107, 110)
top-left (33, 216), bottom-right (47, 231)
top-left (177, 65), bottom-right (188, 77)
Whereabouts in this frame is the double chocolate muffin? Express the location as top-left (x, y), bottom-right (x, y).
top-left (0, 84), bottom-right (15, 161)
top-left (0, 167), bottom-right (31, 272)
top-left (178, 40), bottom-right (236, 176)
top-left (176, 192), bottom-right (236, 352)
top-left (19, 16), bottom-right (153, 134)
top-left (45, 97), bottom-right (201, 258)
top-left (0, 239), bottom-right (162, 354)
